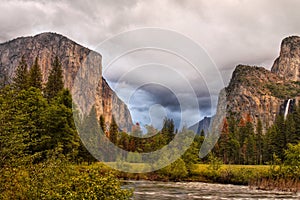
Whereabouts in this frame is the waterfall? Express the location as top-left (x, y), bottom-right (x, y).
top-left (284, 99), bottom-right (291, 120)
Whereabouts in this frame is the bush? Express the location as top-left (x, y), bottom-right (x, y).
top-left (159, 158), bottom-right (188, 180)
top-left (0, 156), bottom-right (133, 199)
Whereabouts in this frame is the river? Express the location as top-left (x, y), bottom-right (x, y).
top-left (125, 181), bottom-right (299, 199)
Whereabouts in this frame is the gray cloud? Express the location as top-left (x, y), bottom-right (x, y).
top-left (1, 0), bottom-right (300, 128)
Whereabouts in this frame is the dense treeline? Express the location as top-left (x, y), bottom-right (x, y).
top-left (1, 55), bottom-right (90, 164)
top-left (2, 55), bottom-right (300, 195)
top-left (0, 56), bottom-right (132, 199)
top-left (104, 118), bottom-right (176, 153)
top-left (212, 107), bottom-right (300, 165)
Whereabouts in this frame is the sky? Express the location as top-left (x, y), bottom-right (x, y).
top-left (1, 0), bottom-right (300, 130)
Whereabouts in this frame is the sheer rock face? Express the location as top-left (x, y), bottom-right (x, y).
top-left (272, 36), bottom-right (300, 82)
top-left (224, 65), bottom-right (284, 132)
top-left (188, 117), bottom-right (211, 135)
top-left (212, 36), bottom-right (300, 133)
top-left (0, 32), bottom-right (132, 131)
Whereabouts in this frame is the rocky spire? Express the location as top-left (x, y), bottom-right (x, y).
top-left (271, 36), bottom-right (300, 82)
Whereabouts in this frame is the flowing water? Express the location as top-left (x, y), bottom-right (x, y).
top-left (125, 181), bottom-right (299, 199)
top-left (284, 99), bottom-right (291, 120)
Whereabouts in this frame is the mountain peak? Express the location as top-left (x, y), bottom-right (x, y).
top-left (0, 32), bottom-right (132, 131)
top-left (281, 35), bottom-right (300, 45)
top-left (271, 35), bottom-right (300, 81)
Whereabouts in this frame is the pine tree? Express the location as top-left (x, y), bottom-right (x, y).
top-left (200, 129), bottom-right (205, 137)
top-left (293, 104), bottom-right (300, 142)
top-left (99, 115), bottom-right (106, 134)
top-left (13, 56), bottom-right (29, 90)
top-left (285, 114), bottom-right (296, 145)
top-left (219, 119), bottom-right (230, 164)
top-left (109, 116), bottom-right (119, 145)
top-left (274, 115), bottom-right (286, 160)
top-left (256, 119), bottom-right (263, 164)
top-left (43, 90), bottom-right (80, 160)
top-left (161, 118), bottom-right (175, 143)
top-left (0, 61), bottom-right (7, 88)
top-left (28, 57), bottom-right (43, 90)
top-left (45, 56), bottom-right (64, 100)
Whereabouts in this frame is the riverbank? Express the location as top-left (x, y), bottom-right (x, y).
top-left (116, 164), bottom-right (269, 185)
top-left (128, 180), bottom-right (299, 199)
top-left (90, 162), bottom-right (299, 192)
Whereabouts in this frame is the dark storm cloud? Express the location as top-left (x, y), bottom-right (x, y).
top-left (1, 0), bottom-right (300, 127)
top-left (2, 0), bottom-right (300, 75)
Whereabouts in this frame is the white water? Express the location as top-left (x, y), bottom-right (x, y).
top-left (284, 99), bottom-right (291, 120)
top-left (125, 181), bottom-right (299, 199)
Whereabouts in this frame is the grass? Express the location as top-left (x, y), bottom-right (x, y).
top-left (192, 164), bottom-right (269, 174)
top-left (80, 162), bottom-right (272, 185)
top-left (79, 162), bottom-right (300, 191)
top-left (189, 164), bottom-right (270, 185)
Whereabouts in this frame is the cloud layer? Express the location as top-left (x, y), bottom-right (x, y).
top-left (1, 0), bottom-right (300, 128)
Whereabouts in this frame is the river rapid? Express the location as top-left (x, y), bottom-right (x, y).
top-left (125, 180), bottom-right (299, 199)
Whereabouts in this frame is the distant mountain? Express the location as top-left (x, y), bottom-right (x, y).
top-left (188, 117), bottom-right (211, 135)
top-left (0, 32), bottom-right (133, 131)
top-left (211, 36), bottom-right (300, 134)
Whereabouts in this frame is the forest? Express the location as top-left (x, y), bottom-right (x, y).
top-left (1, 56), bottom-right (300, 198)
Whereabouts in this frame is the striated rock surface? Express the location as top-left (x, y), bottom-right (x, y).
top-left (224, 65), bottom-right (285, 132)
top-left (0, 32), bottom-right (132, 131)
top-left (272, 36), bottom-right (300, 82)
top-left (188, 117), bottom-right (211, 135)
top-left (212, 36), bottom-right (300, 133)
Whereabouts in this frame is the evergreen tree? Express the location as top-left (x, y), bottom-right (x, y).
top-left (200, 129), bottom-right (205, 137)
top-left (77, 106), bottom-right (100, 164)
top-left (246, 134), bottom-right (256, 164)
top-left (285, 114), bottom-right (296, 145)
top-left (43, 90), bottom-right (80, 161)
top-left (293, 104), bottom-right (300, 142)
top-left (109, 116), bottom-right (119, 145)
top-left (45, 56), bottom-right (64, 100)
top-left (0, 61), bottom-right (8, 88)
top-left (161, 118), bottom-right (175, 143)
top-left (0, 86), bottom-right (29, 167)
top-left (99, 115), bottom-right (106, 134)
top-left (219, 119), bottom-right (230, 163)
top-left (28, 57), bottom-right (43, 90)
top-left (13, 56), bottom-right (29, 90)
top-left (273, 115), bottom-right (286, 160)
top-left (256, 119), bottom-right (263, 164)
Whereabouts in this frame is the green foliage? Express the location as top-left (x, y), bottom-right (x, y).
top-left (192, 164), bottom-right (269, 185)
top-left (109, 116), bottom-right (119, 145)
top-left (28, 57), bottom-right (43, 90)
top-left (43, 90), bottom-right (80, 160)
top-left (0, 62), bottom-right (8, 88)
top-left (0, 86), bottom-right (31, 167)
top-left (284, 142), bottom-right (300, 177)
top-left (99, 115), bottom-right (106, 133)
top-left (161, 118), bottom-right (175, 143)
top-left (0, 152), bottom-right (133, 199)
top-left (159, 158), bottom-right (188, 180)
top-left (181, 135), bottom-right (203, 172)
top-left (127, 152), bottom-right (142, 163)
top-left (45, 56), bottom-right (64, 100)
top-left (266, 82), bottom-right (300, 99)
top-left (207, 153), bottom-right (222, 171)
top-left (0, 86), bottom-right (49, 165)
top-left (0, 58), bottom-right (133, 199)
top-left (214, 106), bottom-right (300, 165)
top-left (13, 55), bottom-right (29, 90)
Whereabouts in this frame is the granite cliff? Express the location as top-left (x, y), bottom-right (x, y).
top-left (188, 117), bottom-right (211, 135)
top-left (0, 32), bottom-right (132, 131)
top-left (211, 36), bottom-right (300, 133)
top-left (272, 36), bottom-right (300, 82)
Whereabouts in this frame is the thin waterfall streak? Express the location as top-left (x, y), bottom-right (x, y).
top-left (284, 99), bottom-right (291, 120)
